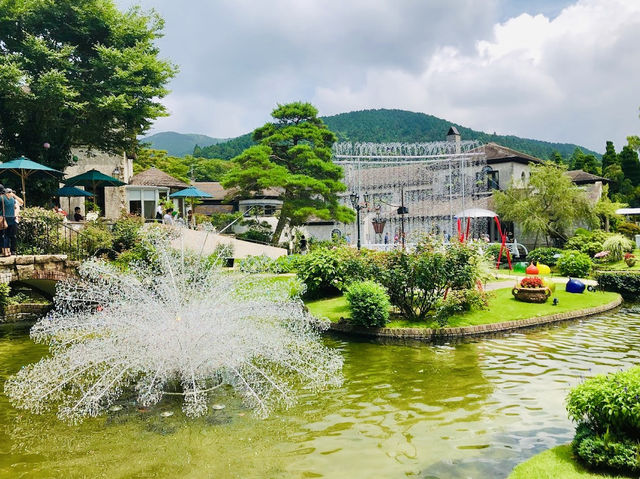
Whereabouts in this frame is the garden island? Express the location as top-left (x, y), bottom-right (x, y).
top-left (1, 1), bottom-right (640, 478)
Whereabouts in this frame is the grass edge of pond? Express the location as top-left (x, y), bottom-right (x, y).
top-left (305, 288), bottom-right (621, 328)
top-left (508, 445), bottom-right (629, 479)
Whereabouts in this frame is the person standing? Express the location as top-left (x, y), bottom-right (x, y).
top-left (155, 204), bottom-right (163, 222)
top-left (384, 232), bottom-right (389, 244)
top-left (0, 186), bottom-right (21, 256)
top-left (163, 208), bottom-right (174, 225)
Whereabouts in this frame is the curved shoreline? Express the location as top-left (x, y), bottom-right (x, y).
top-left (328, 295), bottom-right (623, 340)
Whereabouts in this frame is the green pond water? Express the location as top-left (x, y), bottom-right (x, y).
top-left (1, 307), bottom-right (640, 479)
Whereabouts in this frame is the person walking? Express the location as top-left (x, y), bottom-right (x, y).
top-left (0, 186), bottom-right (21, 256)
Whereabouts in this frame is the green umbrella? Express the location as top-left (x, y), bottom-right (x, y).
top-left (0, 156), bottom-right (64, 205)
top-left (55, 186), bottom-right (94, 217)
top-left (65, 168), bottom-right (126, 198)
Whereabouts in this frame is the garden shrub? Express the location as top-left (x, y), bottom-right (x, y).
top-left (379, 240), bottom-right (481, 322)
top-left (564, 230), bottom-right (613, 257)
top-left (0, 283), bottom-right (10, 315)
top-left (80, 222), bottom-right (114, 255)
top-left (111, 214), bottom-right (144, 252)
top-left (345, 280), bottom-right (391, 327)
top-left (434, 289), bottom-right (490, 327)
top-left (527, 247), bottom-right (563, 266)
top-left (484, 243), bottom-right (502, 263)
top-left (616, 221), bottom-right (640, 239)
top-left (556, 250), bottom-right (592, 277)
top-left (273, 254), bottom-right (301, 273)
top-left (602, 234), bottom-right (634, 262)
top-left (567, 367), bottom-right (640, 474)
top-left (237, 255), bottom-right (278, 273)
top-left (296, 246), bottom-right (378, 297)
top-left (595, 271), bottom-right (640, 299)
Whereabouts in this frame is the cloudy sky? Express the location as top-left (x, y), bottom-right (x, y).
top-left (116, 0), bottom-right (640, 152)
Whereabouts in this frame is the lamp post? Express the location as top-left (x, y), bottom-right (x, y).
top-left (396, 186), bottom-right (408, 251)
top-left (349, 192), bottom-right (369, 250)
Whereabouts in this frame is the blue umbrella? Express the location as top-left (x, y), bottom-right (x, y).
top-left (169, 186), bottom-right (213, 198)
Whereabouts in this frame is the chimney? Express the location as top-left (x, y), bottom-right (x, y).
top-left (447, 126), bottom-right (461, 154)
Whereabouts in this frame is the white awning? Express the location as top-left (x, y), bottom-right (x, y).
top-left (615, 208), bottom-right (640, 215)
top-left (454, 208), bottom-right (497, 218)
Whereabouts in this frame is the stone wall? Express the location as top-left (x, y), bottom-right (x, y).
top-left (0, 255), bottom-right (78, 283)
top-left (1, 303), bottom-right (51, 323)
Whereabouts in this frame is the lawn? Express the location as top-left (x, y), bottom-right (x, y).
top-left (508, 445), bottom-right (627, 479)
top-left (593, 249), bottom-right (640, 272)
top-left (305, 288), bottom-right (620, 329)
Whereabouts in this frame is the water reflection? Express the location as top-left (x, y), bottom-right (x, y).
top-left (1, 307), bottom-right (640, 478)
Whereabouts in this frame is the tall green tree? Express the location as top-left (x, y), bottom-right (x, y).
top-left (0, 0), bottom-right (176, 172)
top-left (494, 162), bottom-right (597, 246)
top-left (222, 102), bottom-right (355, 244)
top-left (619, 145), bottom-right (640, 186)
top-left (601, 141), bottom-right (618, 172)
top-left (581, 154), bottom-right (601, 175)
top-left (570, 148), bottom-right (585, 170)
top-left (549, 151), bottom-right (564, 165)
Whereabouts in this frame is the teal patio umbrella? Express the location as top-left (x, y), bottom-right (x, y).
top-left (0, 156), bottom-right (64, 205)
top-left (64, 169), bottom-right (126, 195)
top-left (169, 186), bottom-right (213, 199)
top-left (54, 186), bottom-right (94, 217)
top-left (170, 186), bottom-right (213, 224)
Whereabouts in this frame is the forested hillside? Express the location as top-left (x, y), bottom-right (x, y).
top-left (141, 132), bottom-right (225, 157)
top-left (195, 109), bottom-right (600, 160)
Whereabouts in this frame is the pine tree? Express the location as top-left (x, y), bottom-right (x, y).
top-left (601, 141), bottom-right (618, 172)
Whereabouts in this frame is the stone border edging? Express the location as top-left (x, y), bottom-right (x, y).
top-left (328, 295), bottom-right (623, 340)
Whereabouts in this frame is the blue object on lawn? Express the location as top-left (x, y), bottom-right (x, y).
top-left (566, 277), bottom-right (586, 294)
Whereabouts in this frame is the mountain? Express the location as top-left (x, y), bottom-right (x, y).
top-left (191, 109), bottom-right (602, 161)
top-left (141, 131), bottom-right (226, 157)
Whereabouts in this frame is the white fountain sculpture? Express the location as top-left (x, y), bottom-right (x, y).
top-left (4, 234), bottom-right (343, 423)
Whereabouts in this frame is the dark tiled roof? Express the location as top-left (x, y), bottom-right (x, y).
top-left (566, 169), bottom-right (609, 184)
top-left (478, 142), bottom-right (544, 164)
top-left (195, 182), bottom-right (282, 201)
top-left (447, 126), bottom-right (460, 136)
top-left (129, 168), bottom-right (189, 188)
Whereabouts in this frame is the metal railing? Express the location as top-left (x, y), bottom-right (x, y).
top-left (16, 219), bottom-right (104, 261)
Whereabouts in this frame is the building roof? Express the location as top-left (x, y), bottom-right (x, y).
top-left (195, 182), bottom-right (282, 201)
top-left (477, 142), bottom-right (544, 165)
top-left (566, 169), bottom-right (609, 184)
top-left (447, 126), bottom-right (460, 136)
top-left (129, 168), bottom-right (189, 189)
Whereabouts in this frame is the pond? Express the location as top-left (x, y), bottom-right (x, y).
top-left (1, 306), bottom-right (639, 479)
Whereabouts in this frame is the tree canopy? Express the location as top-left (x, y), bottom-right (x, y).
top-left (0, 0), bottom-right (177, 170)
top-left (222, 102), bottom-right (355, 244)
top-left (494, 162), bottom-right (597, 246)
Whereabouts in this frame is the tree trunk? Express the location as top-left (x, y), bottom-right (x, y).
top-left (604, 216), bottom-right (610, 232)
top-left (271, 206), bottom-right (288, 246)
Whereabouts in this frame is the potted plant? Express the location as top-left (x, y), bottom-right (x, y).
top-left (624, 253), bottom-right (636, 268)
top-left (512, 276), bottom-right (551, 303)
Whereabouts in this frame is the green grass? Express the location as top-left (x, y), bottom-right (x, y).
top-left (593, 249), bottom-right (640, 272)
top-left (305, 295), bottom-right (350, 323)
top-left (508, 445), bottom-right (627, 479)
top-left (305, 288), bottom-right (620, 328)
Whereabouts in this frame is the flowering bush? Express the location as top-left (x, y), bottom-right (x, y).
top-left (593, 250), bottom-right (610, 259)
top-left (624, 253), bottom-right (636, 267)
top-left (519, 277), bottom-right (544, 288)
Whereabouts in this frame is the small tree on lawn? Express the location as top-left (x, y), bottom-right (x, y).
top-left (493, 162), bottom-right (597, 247)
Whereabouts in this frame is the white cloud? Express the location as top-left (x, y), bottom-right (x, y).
top-left (313, 0), bottom-right (640, 151)
top-left (118, 0), bottom-right (640, 152)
